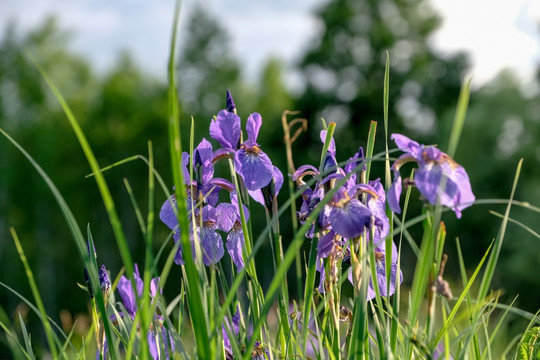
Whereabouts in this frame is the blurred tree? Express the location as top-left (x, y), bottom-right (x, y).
top-left (0, 17), bottom-right (97, 323)
top-left (177, 4), bottom-right (242, 133)
top-left (0, 18), bottom-right (172, 342)
top-left (294, 0), bottom-right (469, 159)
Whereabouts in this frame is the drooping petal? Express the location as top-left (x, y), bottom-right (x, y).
top-left (148, 330), bottom-right (159, 360)
top-left (234, 143), bottom-right (274, 191)
top-left (160, 195), bottom-right (180, 232)
top-left (451, 166), bottom-right (476, 217)
top-left (180, 152), bottom-right (190, 183)
top-left (367, 179), bottom-right (389, 241)
top-left (387, 170), bottom-right (402, 214)
top-left (329, 199), bottom-right (372, 239)
top-left (248, 166), bottom-right (284, 207)
top-left (117, 276), bottom-right (136, 318)
top-left (366, 247), bottom-right (403, 301)
top-left (210, 110), bottom-right (241, 149)
top-left (199, 224), bottom-right (224, 266)
top-left (246, 113), bottom-right (262, 142)
top-left (226, 226), bottom-right (245, 271)
top-left (215, 203), bottom-right (237, 232)
top-left (173, 236), bottom-right (185, 265)
top-left (273, 166), bottom-right (284, 195)
top-left (229, 192), bottom-right (249, 222)
top-left (318, 230), bottom-right (337, 259)
top-left (222, 306), bottom-right (241, 352)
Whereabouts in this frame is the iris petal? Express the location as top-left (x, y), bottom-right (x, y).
top-left (226, 228), bottom-right (245, 271)
top-left (210, 110), bottom-right (241, 149)
top-left (234, 146), bottom-right (274, 191)
top-left (329, 199), bottom-right (371, 239)
top-left (199, 225), bottom-right (224, 266)
top-left (246, 113), bottom-right (262, 142)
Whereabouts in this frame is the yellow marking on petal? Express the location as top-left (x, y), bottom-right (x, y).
top-left (440, 153), bottom-right (461, 170)
top-left (241, 144), bottom-right (261, 155)
top-left (334, 192), bottom-right (351, 207)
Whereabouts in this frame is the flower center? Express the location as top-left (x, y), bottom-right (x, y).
top-left (242, 144), bottom-right (261, 155)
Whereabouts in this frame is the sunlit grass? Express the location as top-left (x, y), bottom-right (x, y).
top-left (1, 2), bottom-right (540, 360)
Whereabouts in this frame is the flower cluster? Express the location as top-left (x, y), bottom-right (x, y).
top-left (116, 265), bottom-right (175, 360)
top-left (293, 129), bottom-right (402, 299)
top-left (78, 90), bottom-right (478, 359)
top-left (93, 264), bottom-right (175, 360)
top-left (159, 90), bottom-right (282, 272)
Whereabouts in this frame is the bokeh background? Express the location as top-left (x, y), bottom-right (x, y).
top-left (1, 0), bottom-right (540, 352)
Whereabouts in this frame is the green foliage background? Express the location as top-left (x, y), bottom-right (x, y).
top-left (1, 0), bottom-right (540, 351)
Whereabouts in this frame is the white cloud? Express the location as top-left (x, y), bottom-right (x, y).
top-left (430, 0), bottom-right (540, 86)
top-left (1, 0), bottom-right (539, 86)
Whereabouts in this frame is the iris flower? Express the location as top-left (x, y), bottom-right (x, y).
top-left (347, 241), bottom-right (403, 301)
top-left (83, 241), bottom-right (110, 299)
top-left (293, 130), bottom-right (385, 241)
top-left (210, 91), bottom-right (275, 192)
top-left (215, 192), bottom-right (249, 271)
top-left (103, 265), bottom-right (175, 360)
top-left (160, 139), bottom-right (235, 266)
top-left (388, 134), bottom-right (475, 218)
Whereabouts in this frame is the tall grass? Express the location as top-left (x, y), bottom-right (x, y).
top-left (1, 2), bottom-right (540, 360)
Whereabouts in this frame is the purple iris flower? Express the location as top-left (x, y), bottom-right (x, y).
top-left (148, 326), bottom-right (176, 360)
top-left (248, 165), bottom-right (284, 210)
top-left (106, 264), bottom-right (175, 360)
top-left (294, 128), bottom-right (401, 300)
top-left (328, 186), bottom-right (373, 239)
top-left (84, 241), bottom-right (110, 298)
top-left (222, 307), bottom-right (241, 358)
top-left (160, 139), bottom-right (235, 266)
top-left (210, 92), bottom-right (275, 192)
top-left (117, 264), bottom-right (159, 319)
top-left (294, 132), bottom-right (387, 241)
top-left (388, 134), bottom-right (475, 218)
top-left (216, 193), bottom-right (250, 271)
top-left (352, 241), bottom-right (403, 301)
top-left (98, 265), bottom-right (110, 294)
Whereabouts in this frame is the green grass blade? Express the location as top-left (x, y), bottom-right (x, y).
top-left (434, 239), bottom-right (494, 346)
top-left (18, 313), bottom-right (36, 360)
top-left (477, 159), bottom-right (523, 302)
top-left (319, 122), bottom-right (336, 172)
top-left (301, 233), bottom-right (319, 352)
top-left (364, 120), bottom-right (377, 181)
top-left (446, 77), bottom-right (471, 158)
top-left (11, 228), bottom-right (57, 359)
top-left (0, 316), bottom-right (33, 360)
top-left (166, 1), bottom-right (211, 357)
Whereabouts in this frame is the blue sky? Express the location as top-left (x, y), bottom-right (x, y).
top-left (2, 0), bottom-right (540, 88)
